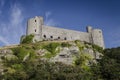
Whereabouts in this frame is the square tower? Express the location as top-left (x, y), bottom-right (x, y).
top-left (27, 16), bottom-right (43, 41)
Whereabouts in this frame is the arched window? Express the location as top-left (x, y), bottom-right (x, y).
top-left (35, 29), bottom-right (36, 32)
top-left (35, 20), bottom-right (36, 22)
top-left (43, 35), bottom-right (46, 38)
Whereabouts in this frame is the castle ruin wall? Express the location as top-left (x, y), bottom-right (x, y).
top-left (23, 16), bottom-right (105, 48)
top-left (42, 26), bottom-right (90, 42)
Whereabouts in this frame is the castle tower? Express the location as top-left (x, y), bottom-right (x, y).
top-left (91, 29), bottom-right (105, 48)
top-left (86, 26), bottom-right (92, 33)
top-left (27, 16), bottom-right (43, 41)
top-left (87, 26), bottom-right (105, 48)
top-left (86, 26), bottom-right (93, 43)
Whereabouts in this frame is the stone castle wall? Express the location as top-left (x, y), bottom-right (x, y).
top-left (25, 16), bottom-right (105, 48)
top-left (42, 26), bottom-right (90, 42)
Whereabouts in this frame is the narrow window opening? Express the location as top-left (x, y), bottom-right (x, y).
top-left (43, 35), bottom-right (46, 38)
top-left (35, 20), bottom-right (36, 22)
top-left (50, 36), bottom-right (53, 38)
top-left (64, 37), bottom-right (67, 40)
top-left (58, 37), bottom-right (60, 39)
top-left (35, 29), bottom-right (36, 32)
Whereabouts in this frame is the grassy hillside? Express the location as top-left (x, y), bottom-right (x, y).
top-left (0, 40), bottom-right (119, 80)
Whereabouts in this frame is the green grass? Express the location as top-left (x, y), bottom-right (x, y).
top-left (42, 42), bottom-right (60, 58)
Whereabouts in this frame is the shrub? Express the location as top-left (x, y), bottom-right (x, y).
top-left (42, 43), bottom-right (60, 58)
top-left (74, 40), bottom-right (80, 44)
top-left (21, 34), bottom-right (34, 44)
top-left (92, 44), bottom-right (103, 53)
top-left (61, 42), bottom-right (71, 47)
top-left (11, 46), bottom-right (35, 61)
top-left (43, 43), bottom-right (60, 54)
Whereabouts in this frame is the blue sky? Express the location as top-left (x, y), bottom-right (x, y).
top-left (0, 0), bottom-right (120, 48)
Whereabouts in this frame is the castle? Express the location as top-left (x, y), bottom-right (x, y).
top-left (22, 16), bottom-right (105, 48)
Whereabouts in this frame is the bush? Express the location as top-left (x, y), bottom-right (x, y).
top-left (61, 42), bottom-right (71, 47)
top-left (43, 43), bottom-right (60, 54)
top-left (42, 43), bottom-right (60, 58)
top-left (74, 53), bottom-right (92, 66)
top-left (12, 47), bottom-right (29, 60)
top-left (92, 44), bottom-right (103, 53)
top-left (11, 46), bottom-right (35, 61)
top-left (21, 35), bottom-right (34, 44)
top-left (74, 40), bottom-right (80, 44)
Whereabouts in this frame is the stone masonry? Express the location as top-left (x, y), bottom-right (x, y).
top-left (22, 16), bottom-right (105, 48)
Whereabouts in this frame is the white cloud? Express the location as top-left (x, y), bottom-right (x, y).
top-left (45, 11), bottom-right (59, 26)
top-left (0, 3), bottom-right (25, 46)
top-left (45, 11), bottom-right (51, 20)
top-left (10, 4), bottom-right (23, 27)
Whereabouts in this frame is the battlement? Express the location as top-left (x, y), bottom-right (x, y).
top-left (23, 16), bottom-right (105, 48)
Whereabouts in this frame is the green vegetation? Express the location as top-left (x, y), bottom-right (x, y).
top-left (1, 40), bottom-right (120, 80)
top-left (74, 53), bottom-right (92, 71)
top-left (42, 43), bottom-right (60, 58)
top-left (91, 47), bottom-right (120, 80)
top-left (75, 40), bottom-right (84, 51)
top-left (21, 34), bottom-right (34, 44)
top-left (75, 54), bottom-right (92, 66)
top-left (11, 45), bottom-right (36, 62)
top-left (32, 42), bottom-right (72, 58)
top-left (61, 42), bottom-right (72, 47)
top-left (42, 43), bottom-right (60, 54)
top-left (2, 59), bottom-right (94, 80)
top-left (92, 44), bottom-right (103, 53)
top-left (84, 41), bottom-right (103, 53)
top-left (100, 47), bottom-right (120, 79)
top-left (74, 40), bottom-right (80, 44)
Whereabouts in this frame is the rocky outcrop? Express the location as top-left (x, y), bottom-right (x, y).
top-left (0, 40), bottom-right (103, 75)
top-left (50, 46), bottom-right (79, 65)
top-left (0, 49), bottom-right (14, 75)
top-left (49, 46), bottom-right (102, 65)
top-left (36, 41), bottom-right (103, 65)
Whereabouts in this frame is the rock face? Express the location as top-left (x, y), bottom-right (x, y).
top-left (49, 43), bottom-right (102, 65)
top-left (0, 49), bottom-right (13, 54)
top-left (0, 49), bottom-right (13, 74)
top-left (0, 49), bottom-right (13, 62)
top-left (34, 41), bottom-right (103, 65)
top-left (50, 46), bottom-right (80, 65)
top-left (0, 40), bottom-right (103, 75)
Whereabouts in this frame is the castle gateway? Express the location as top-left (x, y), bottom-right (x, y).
top-left (23, 16), bottom-right (105, 48)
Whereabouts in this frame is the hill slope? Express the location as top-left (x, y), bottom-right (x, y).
top-left (0, 40), bottom-right (104, 79)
